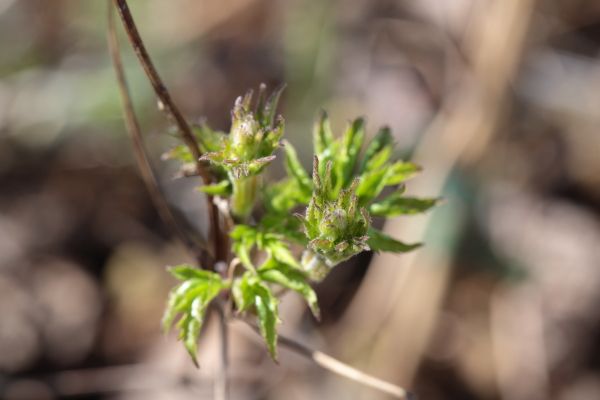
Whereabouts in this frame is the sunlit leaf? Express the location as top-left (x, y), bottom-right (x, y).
top-left (259, 262), bottom-right (320, 319)
top-left (384, 162), bottom-right (421, 185)
top-left (263, 238), bottom-right (301, 269)
top-left (369, 194), bottom-right (439, 217)
top-left (338, 118), bottom-right (365, 185)
top-left (283, 140), bottom-right (312, 197)
top-left (359, 127), bottom-right (393, 173)
top-left (232, 273), bottom-right (280, 360)
top-left (313, 110), bottom-right (334, 157)
top-left (253, 281), bottom-right (280, 360)
top-left (161, 268), bottom-right (226, 367)
top-left (197, 180), bottom-right (231, 196)
top-left (367, 228), bottom-right (421, 253)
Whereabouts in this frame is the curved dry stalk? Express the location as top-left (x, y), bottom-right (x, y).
top-left (107, 3), bottom-right (209, 263)
top-left (236, 320), bottom-right (415, 399)
top-left (214, 301), bottom-right (230, 400)
top-left (111, 0), bottom-right (226, 263)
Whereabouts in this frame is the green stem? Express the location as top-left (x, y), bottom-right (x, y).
top-left (300, 250), bottom-right (331, 282)
top-left (231, 175), bottom-right (259, 220)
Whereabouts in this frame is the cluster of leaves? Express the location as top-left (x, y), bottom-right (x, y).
top-left (162, 86), bottom-right (439, 365)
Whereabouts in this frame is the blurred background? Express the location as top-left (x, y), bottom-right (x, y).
top-left (2, 0), bottom-right (600, 399)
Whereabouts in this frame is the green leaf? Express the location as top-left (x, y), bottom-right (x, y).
top-left (283, 140), bottom-right (312, 197)
top-left (231, 225), bottom-right (259, 268)
top-left (192, 123), bottom-right (226, 153)
top-left (257, 84), bottom-right (285, 128)
top-left (253, 281), bottom-right (280, 360)
top-left (263, 178), bottom-right (306, 213)
top-left (384, 162), bottom-right (421, 185)
top-left (184, 297), bottom-right (205, 366)
top-left (232, 274), bottom-right (253, 312)
top-left (369, 194), bottom-right (439, 217)
top-left (232, 273), bottom-right (280, 360)
top-left (162, 144), bottom-right (194, 164)
top-left (263, 238), bottom-right (301, 269)
top-left (233, 238), bottom-right (255, 269)
top-left (259, 262), bottom-right (320, 319)
top-left (197, 180), bottom-right (231, 196)
top-left (338, 118), bottom-right (365, 186)
top-left (313, 110), bottom-right (334, 157)
top-left (168, 265), bottom-right (223, 282)
top-left (162, 280), bottom-right (194, 333)
top-left (356, 167), bottom-right (389, 203)
top-left (161, 270), bottom-right (226, 367)
top-left (359, 126), bottom-right (393, 173)
top-left (367, 228), bottom-right (421, 253)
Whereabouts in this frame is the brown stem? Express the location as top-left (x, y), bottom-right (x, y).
top-left (238, 321), bottom-right (415, 399)
top-left (107, 2), bottom-right (209, 263)
top-left (112, 0), bottom-right (224, 264)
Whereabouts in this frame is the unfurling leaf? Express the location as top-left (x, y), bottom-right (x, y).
top-left (313, 110), bottom-right (334, 157)
top-left (338, 118), bottom-right (365, 186)
top-left (369, 194), bottom-right (439, 217)
top-left (161, 266), bottom-right (226, 366)
top-left (359, 127), bottom-right (393, 173)
top-left (197, 180), bottom-right (232, 196)
top-left (232, 273), bottom-right (280, 360)
top-left (366, 228), bottom-right (421, 253)
top-left (384, 161), bottom-right (421, 185)
top-left (263, 238), bottom-right (301, 269)
top-left (231, 225), bottom-right (259, 268)
top-left (259, 262), bottom-right (320, 319)
top-left (283, 140), bottom-right (312, 198)
top-left (253, 281), bottom-right (280, 360)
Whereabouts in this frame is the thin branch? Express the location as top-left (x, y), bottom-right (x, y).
top-left (107, 3), bottom-right (209, 263)
top-left (215, 301), bottom-right (230, 400)
top-left (112, 0), bottom-right (224, 263)
top-left (237, 321), bottom-right (415, 399)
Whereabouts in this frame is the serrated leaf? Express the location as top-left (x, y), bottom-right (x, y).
top-left (233, 239), bottom-right (254, 269)
top-left (192, 123), bottom-right (226, 154)
top-left (162, 144), bottom-right (194, 163)
top-left (197, 180), bottom-right (231, 196)
top-left (264, 178), bottom-right (306, 213)
top-left (362, 146), bottom-right (392, 174)
top-left (384, 162), bottom-right (421, 185)
top-left (367, 228), bottom-right (421, 253)
top-left (338, 118), bottom-right (365, 185)
top-left (168, 265), bottom-right (223, 282)
top-left (356, 167), bottom-right (389, 203)
top-left (313, 110), bottom-right (334, 157)
top-left (232, 274), bottom-right (253, 312)
top-left (369, 194), bottom-right (439, 217)
top-left (257, 84), bottom-right (285, 128)
top-left (283, 140), bottom-right (312, 197)
top-left (162, 281), bottom-right (193, 333)
top-left (161, 271), bottom-right (226, 367)
top-left (232, 273), bottom-right (280, 360)
top-left (231, 225), bottom-right (258, 268)
top-left (252, 281), bottom-right (280, 360)
top-left (263, 239), bottom-right (301, 269)
top-left (184, 297), bottom-right (205, 366)
top-left (259, 262), bottom-right (320, 319)
top-left (359, 127), bottom-right (393, 173)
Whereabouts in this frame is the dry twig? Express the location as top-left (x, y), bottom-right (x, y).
top-left (111, 0), bottom-right (225, 263)
top-left (236, 321), bottom-right (414, 399)
top-left (107, 2), bottom-right (208, 263)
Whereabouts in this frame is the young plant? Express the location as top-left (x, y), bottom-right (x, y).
top-left (109, 2), bottom-right (434, 396)
top-left (162, 86), bottom-right (439, 362)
